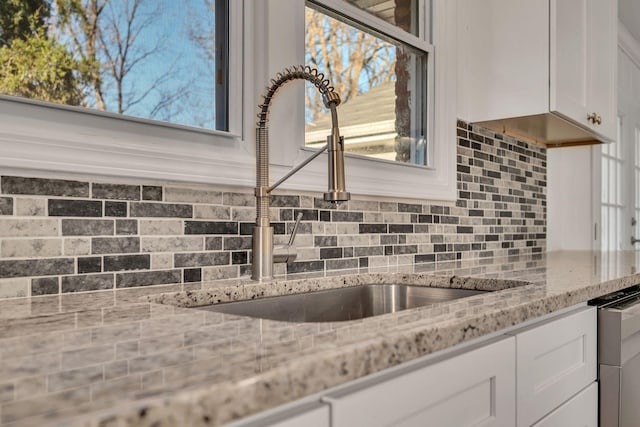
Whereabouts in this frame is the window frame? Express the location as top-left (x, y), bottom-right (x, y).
top-left (266, 0), bottom-right (457, 201)
top-left (0, 0), bottom-right (254, 186)
top-left (0, 0), bottom-right (457, 202)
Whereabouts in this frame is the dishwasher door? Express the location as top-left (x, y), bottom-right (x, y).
top-left (600, 352), bottom-right (640, 427)
top-left (598, 294), bottom-right (640, 427)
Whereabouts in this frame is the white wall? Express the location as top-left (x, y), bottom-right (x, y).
top-left (547, 146), bottom-right (595, 251)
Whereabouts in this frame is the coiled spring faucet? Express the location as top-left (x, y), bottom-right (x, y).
top-left (252, 65), bottom-right (350, 281)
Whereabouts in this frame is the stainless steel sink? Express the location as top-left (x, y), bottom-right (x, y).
top-left (197, 284), bottom-right (487, 322)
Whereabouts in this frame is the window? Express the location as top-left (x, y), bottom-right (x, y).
top-left (600, 117), bottom-right (624, 251)
top-left (304, 0), bottom-right (430, 166)
top-left (0, 0), bottom-right (229, 131)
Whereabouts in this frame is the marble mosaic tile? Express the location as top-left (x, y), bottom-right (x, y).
top-left (92, 183), bottom-right (140, 201)
top-left (0, 122), bottom-right (545, 298)
top-left (14, 198), bottom-right (45, 217)
top-left (1, 176), bottom-right (89, 197)
top-left (0, 238), bottom-right (62, 258)
top-left (0, 198), bottom-right (13, 215)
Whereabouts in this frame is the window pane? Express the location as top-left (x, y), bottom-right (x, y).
top-left (343, 0), bottom-right (419, 36)
top-left (0, 0), bottom-right (228, 131)
top-left (304, 6), bottom-right (428, 166)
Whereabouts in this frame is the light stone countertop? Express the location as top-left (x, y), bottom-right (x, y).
top-left (1, 251), bottom-right (639, 427)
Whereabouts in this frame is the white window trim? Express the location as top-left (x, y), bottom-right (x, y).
top-left (264, 0), bottom-right (457, 201)
top-left (0, 0), bottom-right (457, 202)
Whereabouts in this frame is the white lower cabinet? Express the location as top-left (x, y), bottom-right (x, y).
top-left (509, 306), bottom-right (597, 426)
top-left (324, 337), bottom-right (516, 427)
top-left (532, 383), bottom-right (598, 427)
top-left (230, 402), bottom-right (330, 427)
top-left (231, 305), bottom-right (597, 427)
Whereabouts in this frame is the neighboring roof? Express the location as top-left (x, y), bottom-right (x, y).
top-left (305, 81), bottom-right (398, 160)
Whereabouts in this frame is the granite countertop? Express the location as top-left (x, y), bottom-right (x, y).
top-left (1, 251), bottom-right (640, 427)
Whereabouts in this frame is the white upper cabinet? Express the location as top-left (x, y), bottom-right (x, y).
top-left (458, 0), bottom-right (617, 147)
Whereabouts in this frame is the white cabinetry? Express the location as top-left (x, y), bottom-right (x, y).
top-left (458, 0), bottom-right (617, 146)
top-left (509, 307), bottom-right (597, 426)
top-left (326, 337), bottom-right (516, 427)
top-left (532, 383), bottom-right (598, 427)
top-left (230, 305), bottom-right (597, 427)
top-left (229, 403), bottom-right (330, 427)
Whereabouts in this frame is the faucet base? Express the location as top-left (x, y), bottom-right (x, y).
top-left (251, 226), bottom-right (274, 281)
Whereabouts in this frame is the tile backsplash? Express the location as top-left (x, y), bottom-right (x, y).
top-left (0, 121), bottom-right (546, 297)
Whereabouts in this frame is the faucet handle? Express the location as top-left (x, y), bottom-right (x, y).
top-left (288, 212), bottom-right (304, 246)
top-left (274, 212), bottom-right (303, 264)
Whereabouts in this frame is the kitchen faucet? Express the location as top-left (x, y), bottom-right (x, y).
top-left (252, 65), bottom-right (350, 281)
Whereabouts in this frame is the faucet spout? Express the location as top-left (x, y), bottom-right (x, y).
top-left (252, 65), bottom-right (350, 281)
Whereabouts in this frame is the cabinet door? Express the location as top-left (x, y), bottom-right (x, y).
top-left (230, 403), bottom-right (330, 427)
top-left (326, 337), bottom-right (515, 427)
top-left (586, 0), bottom-right (617, 140)
top-left (532, 383), bottom-right (598, 427)
top-left (551, 0), bottom-right (616, 140)
top-left (550, 0), bottom-right (590, 128)
top-left (513, 307), bottom-right (597, 427)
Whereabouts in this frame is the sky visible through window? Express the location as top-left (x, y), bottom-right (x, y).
top-left (0, 0), bottom-right (223, 130)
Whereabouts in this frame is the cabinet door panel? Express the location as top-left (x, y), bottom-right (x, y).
top-left (513, 307), bottom-right (597, 426)
top-left (587, 0), bottom-right (617, 139)
top-left (550, 0), bottom-right (589, 126)
top-left (327, 337), bottom-right (515, 427)
top-left (532, 383), bottom-right (598, 427)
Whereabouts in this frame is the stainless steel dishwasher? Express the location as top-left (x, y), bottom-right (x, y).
top-left (590, 285), bottom-right (640, 426)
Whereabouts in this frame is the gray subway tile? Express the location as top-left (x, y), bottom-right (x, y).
top-left (286, 260), bottom-right (324, 274)
top-left (141, 236), bottom-right (203, 252)
top-left (142, 186), bottom-right (163, 201)
top-left (77, 257), bottom-right (102, 274)
top-left (48, 199), bottom-right (102, 217)
top-left (115, 269), bottom-right (181, 288)
top-left (164, 187), bottom-right (222, 204)
top-left (0, 197), bottom-right (13, 215)
top-left (0, 239), bottom-right (62, 258)
top-left (174, 252), bottom-right (230, 268)
top-left (193, 205), bottom-right (231, 220)
top-left (222, 236), bottom-right (250, 250)
top-left (15, 198), bottom-right (46, 216)
top-left (92, 237), bottom-right (140, 254)
top-left (320, 247), bottom-right (342, 259)
top-left (354, 246), bottom-right (384, 257)
top-left (326, 258), bottom-right (359, 270)
top-left (0, 218), bottom-right (59, 237)
top-left (47, 365), bottom-right (104, 392)
top-left (314, 236), bottom-right (337, 247)
top-left (103, 255), bottom-right (150, 271)
top-left (130, 202), bottom-right (192, 218)
top-left (0, 258), bottom-right (74, 278)
top-left (116, 219), bottom-right (138, 235)
top-left (398, 203), bottom-right (423, 213)
top-left (105, 201), bottom-right (127, 217)
top-left (331, 211), bottom-right (364, 222)
top-left (183, 268), bottom-right (202, 283)
top-left (271, 195), bottom-right (300, 208)
top-left (231, 252), bottom-right (247, 265)
top-left (223, 192), bottom-right (254, 206)
top-left (61, 219), bottom-right (113, 236)
top-left (31, 277), bottom-right (59, 295)
top-left (1, 176), bottom-right (89, 197)
top-left (0, 278), bottom-right (29, 298)
top-left (92, 183), bottom-right (140, 200)
top-left (184, 221), bottom-right (237, 235)
top-left (139, 220), bottom-right (182, 235)
top-left (61, 274), bottom-right (114, 292)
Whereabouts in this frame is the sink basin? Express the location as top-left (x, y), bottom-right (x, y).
top-left (196, 284), bottom-right (487, 322)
